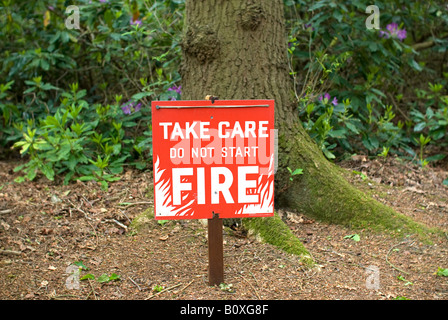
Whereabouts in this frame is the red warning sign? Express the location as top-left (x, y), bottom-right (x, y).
top-left (151, 99), bottom-right (275, 220)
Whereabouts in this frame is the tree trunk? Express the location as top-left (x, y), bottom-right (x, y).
top-left (180, 0), bottom-right (435, 250)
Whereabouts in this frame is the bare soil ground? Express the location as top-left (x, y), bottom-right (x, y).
top-left (0, 156), bottom-right (447, 301)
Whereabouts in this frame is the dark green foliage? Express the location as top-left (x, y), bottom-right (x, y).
top-left (0, 0), bottom-right (447, 186)
top-left (285, 0), bottom-right (448, 163)
top-left (0, 0), bottom-right (184, 184)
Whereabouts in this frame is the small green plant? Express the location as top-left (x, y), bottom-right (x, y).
top-left (287, 167), bottom-right (304, 181)
top-left (158, 220), bottom-right (170, 226)
top-left (352, 170), bottom-right (367, 180)
top-left (81, 273), bottom-right (121, 283)
top-left (435, 267), bottom-right (448, 277)
top-left (410, 83), bottom-right (448, 165)
top-left (219, 283), bottom-right (234, 293)
top-left (397, 275), bottom-right (413, 286)
top-left (97, 273), bottom-right (121, 283)
top-left (152, 285), bottom-right (164, 292)
top-left (344, 234), bottom-right (360, 242)
top-left (414, 134), bottom-right (431, 168)
top-left (11, 83), bottom-right (149, 189)
top-left (393, 296), bottom-right (411, 300)
top-left (378, 146), bottom-right (390, 158)
top-left (76, 261), bottom-right (121, 283)
top-left (73, 261), bottom-right (89, 271)
top-left (80, 274), bottom-right (95, 281)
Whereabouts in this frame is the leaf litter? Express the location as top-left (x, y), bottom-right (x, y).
top-left (0, 157), bottom-right (447, 300)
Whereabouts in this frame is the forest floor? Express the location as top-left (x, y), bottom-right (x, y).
top-left (0, 156), bottom-right (447, 301)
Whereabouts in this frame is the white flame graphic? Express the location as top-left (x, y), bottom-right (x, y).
top-left (233, 154), bottom-right (274, 215)
top-left (154, 156), bottom-right (195, 218)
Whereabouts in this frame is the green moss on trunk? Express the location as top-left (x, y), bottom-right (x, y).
top-left (243, 212), bottom-right (313, 265)
top-left (276, 129), bottom-right (441, 242)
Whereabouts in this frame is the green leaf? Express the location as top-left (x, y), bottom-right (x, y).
top-left (40, 59), bottom-right (50, 71)
top-left (413, 122), bottom-right (426, 132)
top-left (26, 168), bottom-right (37, 181)
top-left (100, 180), bottom-right (109, 191)
top-left (353, 170), bottom-right (367, 180)
top-left (408, 59), bottom-right (423, 72)
top-left (158, 220), bottom-right (169, 226)
top-left (108, 273), bottom-right (121, 281)
top-left (436, 267), bottom-right (448, 277)
top-left (345, 122), bottom-right (359, 134)
top-left (308, 1), bottom-right (328, 11)
top-left (13, 164), bottom-right (25, 173)
top-left (132, 91), bottom-right (153, 101)
top-left (63, 171), bottom-right (75, 185)
top-left (323, 148), bottom-right (336, 159)
top-left (97, 274), bottom-right (110, 283)
top-left (14, 176), bottom-right (26, 183)
top-left (40, 164), bottom-right (55, 181)
top-left (394, 296), bottom-right (411, 300)
top-left (443, 179), bottom-right (448, 186)
top-left (344, 234), bottom-right (360, 242)
top-left (97, 273), bottom-right (121, 283)
top-left (73, 261), bottom-right (89, 270)
top-left (425, 154), bottom-right (446, 162)
top-left (80, 274), bottom-right (95, 281)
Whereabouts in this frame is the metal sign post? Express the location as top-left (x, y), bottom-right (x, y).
top-left (208, 212), bottom-right (224, 286)
top-left (151, 99), bottom-right (275, 286)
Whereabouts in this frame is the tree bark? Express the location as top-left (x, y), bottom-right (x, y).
top-left (180, 0), bottom-right (435, 249)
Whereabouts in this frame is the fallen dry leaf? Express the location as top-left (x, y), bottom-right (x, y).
top-left (1, 221), bottom-right (10, 231)
top-left (24, 293), bottom-right (35, 299)
top-left (403, 186), bottom-right (425, 194)
top-left (159, 235), bottom-right (169, 241)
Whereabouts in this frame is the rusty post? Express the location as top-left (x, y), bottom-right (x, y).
top-left (208, 212), bottom-right (224, 286)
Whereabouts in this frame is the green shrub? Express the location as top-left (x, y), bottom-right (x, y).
top-left (11, 83), bottom-right (152, 189)
top-left (1, 0), bottom-right (448, 186)
top-left (285, 0), bottom-right (448, 161)
top-left (0, 0), bottom-right (184, 184)
top-left (0, 0), bottom-right (183, 144)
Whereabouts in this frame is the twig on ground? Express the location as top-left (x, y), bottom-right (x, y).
top-left (51, 294), bottom-right (83, 300)
top-left (145, 283), bottom-right (182, 300)
top-left (128, 277), bottom-right (142, 291)
top-left (105, 219), bottom-right (128, 230)
top-left (386, 242), bottom-right (410, 275)
top-left (239, 273), bottom-right (261, 300)
top-left (0, 249), bottom-right (22, 256)
top-left (178, 280), bottom-right (194, 295)
top-left (119, 209), bottom-right (132, 224)
top-left (118, 201), bottom-right (153, 208)
top-left (86, 279), bottom-right (98, 300)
